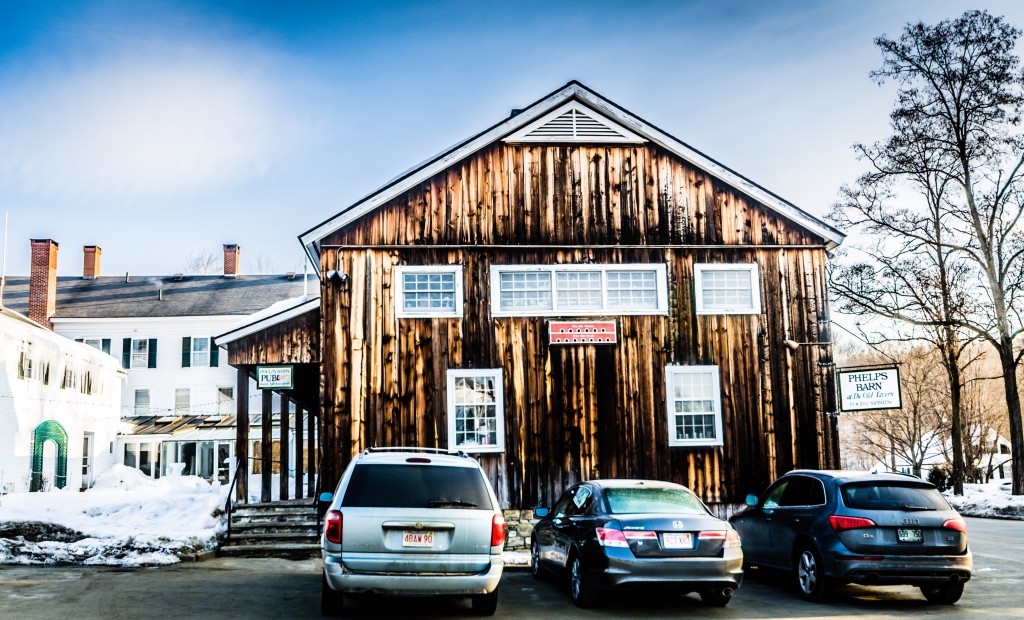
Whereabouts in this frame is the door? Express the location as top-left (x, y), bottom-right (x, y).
top-left (768, 475), bottom-right (827, 560)
top-left (732, 479), bottom-right (788, 565)
top-left (539, 492), bottom-right (575, 568)
top-left (81, 433), bottom-right (93, 489)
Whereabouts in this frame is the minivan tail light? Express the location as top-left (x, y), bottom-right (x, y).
top-left (491, 514), bottom-right (506, 547)
top-left (942, 518), bottom-right (968, 533)
top-left (595, 527), bottom-right (629, 548)
top-left (829, 515), bottom-right (876, 532)
top-left (325, 510), bottom-right (343, 544)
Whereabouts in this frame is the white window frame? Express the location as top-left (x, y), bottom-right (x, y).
top-left (175, 388), bottom-right (191, 415)
top-left (446, 368), bottom-right (505, 453)
top-left (217, 386), bottom-right (234, 416)
top-left (134, 389), bottom-right (151, 416)
top-left (130, 338), bottom-right (149, 369)
top-left (665, 365), bottom-right (724, 447)
top-left (693, 263), bottom-right (762, 315)
top-left (490, 263), bottom-right (668, 317)
top-left (191, 337), bottom-right (211, 367)
top-left (395, 265), bottom-right (464, 318)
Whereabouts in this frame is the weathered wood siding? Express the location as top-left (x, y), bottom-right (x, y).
top-left (319, 143), bottom-right (838, 507)
top-left (225, 311), bottom-right (321, 366)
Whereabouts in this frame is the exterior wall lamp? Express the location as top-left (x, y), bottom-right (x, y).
top-left (784, 339), bottom-right (832, 352)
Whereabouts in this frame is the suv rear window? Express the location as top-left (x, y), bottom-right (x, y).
top-left (840, 482), bottom-right (951, 511)
top-left (341, 463), bottom-right (492, 509)
top-left (604, 487), bottom-right (708, 515)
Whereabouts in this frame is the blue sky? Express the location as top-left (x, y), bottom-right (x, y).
top-left (2, 0), bottom-right (1023, 277)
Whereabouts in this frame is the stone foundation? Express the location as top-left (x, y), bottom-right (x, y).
top-left (501, 509), bottom-right (538, 551)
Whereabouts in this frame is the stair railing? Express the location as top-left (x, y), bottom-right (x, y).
top-left (224, 456), bottom-right (244, 543)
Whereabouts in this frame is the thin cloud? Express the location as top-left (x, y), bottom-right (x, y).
top-left (0, 42), bottom-right (317, 202)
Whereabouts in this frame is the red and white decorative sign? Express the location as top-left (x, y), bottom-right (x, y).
top-left (548, 321), bottom-right (617, 345)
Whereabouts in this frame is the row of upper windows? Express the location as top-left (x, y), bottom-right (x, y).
top-left (133, 386), bottom-right (234, 416)
top-left (16, 344), bottom-right (102, 395)
top-left (445, 365), bottom-right (723, 453)
top-left (394, 263), bottom-right (762, 318)
top-left (74, 337), bottom-right (220, 370)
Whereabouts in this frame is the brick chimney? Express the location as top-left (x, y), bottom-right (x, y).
top-left (29, 239), bottom-right (58, 329)
top-left (223, 244), bottom-right (240, 277)
top-left (83, 245), bottom-right (101, 279)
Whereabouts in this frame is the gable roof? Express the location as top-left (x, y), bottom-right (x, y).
top-left (1, 274), bottom-right (307, 320)
top-left (299, 81), bottom-right (845, 268)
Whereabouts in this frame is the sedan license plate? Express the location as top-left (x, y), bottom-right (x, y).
top-left (897, 528), bottom-right (923, 543)
top-left (662, 532), bottom-right (694, 549)
top-left (402, 531), bottom-right (435, 547)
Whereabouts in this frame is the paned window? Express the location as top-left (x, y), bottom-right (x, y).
top-left (694, 263), bottom-right (761, 314)
top-left (491, 264), bottom-right (667, 316)
top-left (192, 337), bottom-right (210, 367)
top-left (666, 365), bottom-right (723, 447)
top-left (134, 389), bottom-right (151, 416)
top-left (175, 388), bottom-right (191, 415)
top-left (131, 339), bottom-right (149, 368)
top-left (395, 266), bottom-right (463, 317)
top-left (218, 386), bottom-right (234, 416)
top-left (446, 369), bottom-right (504, 453)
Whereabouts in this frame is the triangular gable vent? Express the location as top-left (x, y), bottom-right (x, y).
top-left (503, 101), bottom-right (646, 144)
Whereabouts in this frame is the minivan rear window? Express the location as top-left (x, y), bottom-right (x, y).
top-left (840, 482), bottom-right (951, 511)
top-left (342, 464), bottom-right (492, 509)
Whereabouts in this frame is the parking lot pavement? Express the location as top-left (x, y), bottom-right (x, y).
top-left (1, 517), bottom-right (1022, 619)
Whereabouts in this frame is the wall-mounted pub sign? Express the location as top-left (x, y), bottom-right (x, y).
top-left (549, 321), bottom-right (617, 345)
top-left (257, 365), bottom-right (294, 390)
top-left (836, 366), bottom-right (901, 412)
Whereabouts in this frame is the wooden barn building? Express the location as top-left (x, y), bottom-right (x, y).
top-left (295, 81), bottom-right (845, 510)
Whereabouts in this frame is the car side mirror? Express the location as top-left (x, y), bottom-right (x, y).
top-left (535, 507), bottom-right (549, 518)
top-left (745, 493), bottom-right (759, 507)
top-left (319, 492), bottom-right (334, 503)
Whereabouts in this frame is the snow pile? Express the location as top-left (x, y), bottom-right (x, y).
top-left (945, 482), bottom-right (1024, 519)
top-left (0, 465), bottom-right (227, 566)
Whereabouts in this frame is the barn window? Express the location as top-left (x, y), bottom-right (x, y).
top-left (490, 264), bottom-right (667, 317)
top-left (665, 365), bottom-right (723, 447)
top-left (446, 369), bottom-right (505, 453)
top-left (694, 263), bottom-right (761, 314)
top-left (395, 265), bottom-right (464, 318)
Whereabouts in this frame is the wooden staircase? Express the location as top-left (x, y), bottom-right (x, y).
top-left (219, 498), bottom-right (321, 559)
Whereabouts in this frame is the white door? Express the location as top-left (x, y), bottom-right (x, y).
top-left (82, 433), bottom-right (93, 489)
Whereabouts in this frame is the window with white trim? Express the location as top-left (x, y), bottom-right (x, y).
top-left (134, 389), bottom-right (151, 416)
top-left (191, 337), bottom-right (211, 367)
top-left (446, 369), bottom-right (505, 453)
top-left (218, 386), bottom-right (234, 416)
top-left (666, 365), bottom-right (723, 447)
top-left (694, 263), bottom-right (761, 314)
top-left (131, 339), bottom-right (150, 368)
top-left (490, 264), bottom-right (668, 317)
top-left (175, 388), bottom-right (191, 415)
top-left (395, 265), bottom-right (464, 318)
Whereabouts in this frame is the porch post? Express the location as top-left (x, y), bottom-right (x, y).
top-left (261, 389), bottom-right (273, 502)
top-left (235, 368), bottom-right (249, 503)
top-left (279, 397), bottom-right (290, 501)
top-left (294, 401), bottom-right (305, 499)
top-left (308, 404), bottom-right (317, 497)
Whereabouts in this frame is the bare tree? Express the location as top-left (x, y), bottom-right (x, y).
top-left (184, 249), bottom-right (219, 275)
top-left (853, 11), bottom-right (1024, 494)
top-left (250, 253), bottom-right (276, 275)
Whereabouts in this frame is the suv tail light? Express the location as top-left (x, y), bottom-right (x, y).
top-left (829, 515), bottom-right (876, 532)
top-left (325, 510), bottom-right (343, 544)
top-left (491, 514), bottom-right (506, 547)
top-left (942, 518), bottom-right (968, 533)
top-left (595, 527), bottom-right (629, 548)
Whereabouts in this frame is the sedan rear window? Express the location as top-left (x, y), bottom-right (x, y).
top-left (342, 464), bottom-right (492, 509)
top-left (840, 482), bottom-right (951, 511)
top-left (604, 487), bottom-right (707, 515)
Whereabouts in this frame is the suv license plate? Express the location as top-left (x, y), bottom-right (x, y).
top-left (897, 528), bottom-right (923, 543)
top-left (403, 531), bottom-right (435, 547)
top-left (662, 533), bottom-right (693, 549)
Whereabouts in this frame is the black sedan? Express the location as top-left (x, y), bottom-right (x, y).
top-left (531, 479), bottom-right (743, 607)
top-left (729, 470), bottom-right (972, 604)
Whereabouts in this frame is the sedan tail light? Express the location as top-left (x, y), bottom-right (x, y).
top-left (324, 510), bottom-right (343, 544)
top-left (942, 518), bottom-right (968, 533)
top-left (698, 530), bottom-right (741, 548)
top-left (491, 514), bottom-right (506, 547)
top-left (828, 515), bottom-right (876, 532)
top-left (595, 527), bottom-right (629, 548)
top-left (623, 531), bottom-right (658, 540)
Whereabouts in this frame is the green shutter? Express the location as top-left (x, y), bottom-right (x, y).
top-left (210, 341), bottom-right (219, 367)
top-left (122, 338), bottom-right (131, 368)
top-left (182, 337), bottom-right (191, 368)
top-left (102, 339), bottom-right (111, 354)
top-left (75, 338), bottom-right (83, 343)
top-left (148, 338), bottom-right (158, 368)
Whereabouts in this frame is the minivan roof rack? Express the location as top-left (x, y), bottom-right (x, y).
top-left (365, 447), bottom-right (469, 457)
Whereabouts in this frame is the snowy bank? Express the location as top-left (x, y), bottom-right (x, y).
top-left (945, 482), bottom-right (1024, 520)
top-left (0, 465), bottom-right (227, 566)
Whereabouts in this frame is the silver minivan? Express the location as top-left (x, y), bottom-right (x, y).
top-left (320, 448), bottom-right (505, 616)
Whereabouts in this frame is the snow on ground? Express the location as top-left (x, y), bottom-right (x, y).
top-left (1, 471), bottom-right (1021, 568)
top-left (0, 465), bottom-right (227, 566)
